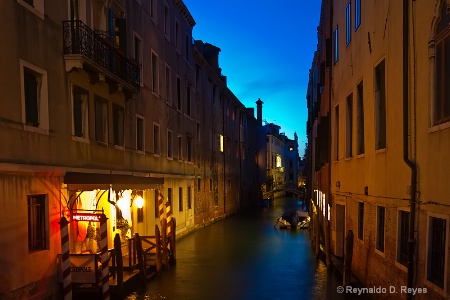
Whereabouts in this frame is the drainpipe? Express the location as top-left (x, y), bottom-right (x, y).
top-left (403, 0), bottom-right (417, 298)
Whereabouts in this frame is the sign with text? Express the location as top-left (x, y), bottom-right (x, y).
top-left (69, 254), bottom-right (97, 283)
top-left (72, 213), bottom-right (101, 222)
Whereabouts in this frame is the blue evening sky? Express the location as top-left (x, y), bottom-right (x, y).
top-left (183, 1), bottom-right (322, 156)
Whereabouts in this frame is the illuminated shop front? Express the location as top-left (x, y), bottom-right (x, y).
top-left (63, 172), bottom-right (163, 253)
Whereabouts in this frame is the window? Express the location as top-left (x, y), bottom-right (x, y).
top-left (187, 186), bottom-right (191, 209)
top-left (397, 210), bottom-right (409, 266)
top-left (113, 104), bottom-right (124, 146)
top-left (165, 65), bottom-right (171, 103)
top-left (434, 4), bottom-right (450, 125)
top-left (167, 130), bottom-right (173, 158)
top-left (164, 4), bottom-right (169, 38)
top-left (151, 51), bottom-right (159, 94)
top-left (24, 69), bottom-right (39, 127)
top-left (176, 76), bottom-right (181, 110)
top-left (219, 135), bottom-right (224, 152)
top-left (186, 81), bottom-right (191, 116)
top-left (150, 0), bottom-right (156, 20)
top-left (209, 178), bottom-right (212, 192)
top-left (178, 135), bottom-right (182, 160)
top-left (94, 96), bottom-right (108, 144)
top-left (358, 202), bottom-right (364, 240)
top-left (134, 33), bottom-right (143, 86)
top-left (356, 81), bottom-right (365, 155)
top-left (20, 60), bottom-right (49, 131)
top-left (186, 136), bottom-right (192, 162)
top-left (227, 178), bottom-right (231, 191)
top-left (334, 25), bottom-right (339, 63)
top-left (346, 1), bottom-right (351, 45)
top-left (427, 216), bottom-right (446, 288)
top-left (375, 60), bottom-right (386, 150)
top-left (153, 123), bottom-right (160, 154)
top-left (197, 178), bottom-right (201, 192)
top-left (178, 187), bottom-right (183, 212)
top-left (196, 122), bottom-right (200, 143)
top-left (136, 115), bottom-right (144, 152)
top-left (72, 86), bottom-right (89, 139)
top-left (355, 0), bottom-right (361, 31)
top-left (376, 206), bottom-right (385, 252)
top-left (346, 93), bottom-right (353, 158)
top-left (334, 105), bottom-right (339, 160)
top-left (28, 194), bottom-right (47, 252)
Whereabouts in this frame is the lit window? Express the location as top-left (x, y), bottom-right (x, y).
top-left (334, 25), bottom-right (339, 63)
top-left (219, 135), bottom-right (224, 152)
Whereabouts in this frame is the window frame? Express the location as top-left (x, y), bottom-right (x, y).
top-left (20, 59), bottom-right (49, 134)
top-left (28, 194), bottom-right (48, 253)
top-left (345, 1), bottom-right (352, 46)
top-left (136, 114), bottom-right (145, 153)
top-left (374, 59), bottom-right (387, 150)
top-left (426, 213), bottom-right (448, 289)
top-left (376, 205), bottom-right (386, 253)
top-left (72, 85), bottom-right (89, 141)
top-left (397, 209), bottom-right (410, 267)
top-left (153, 123), bottom-right (160, 155)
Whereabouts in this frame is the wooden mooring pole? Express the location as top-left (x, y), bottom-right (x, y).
top-left (170, 218), bottom-right (176, 263)
top-left (113, 233), bottom-right (123, 299)
top-left (325, 220), bottom-right (331, 270)
top-left (155, 225), bottom-right (162, 276)
top-left (134, 233), bottom-right (146, 287)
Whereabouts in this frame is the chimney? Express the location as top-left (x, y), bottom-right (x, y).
top-left (256, 98), bottom-right (263, 125)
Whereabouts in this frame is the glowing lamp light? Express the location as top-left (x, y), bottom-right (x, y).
top-left (134, 196), bottom-right (144, 208)
top-left (117, 196), bottom-right (130, 212)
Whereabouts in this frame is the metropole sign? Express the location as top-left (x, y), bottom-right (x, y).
top-left (72, 212), bottom-right (101, 222)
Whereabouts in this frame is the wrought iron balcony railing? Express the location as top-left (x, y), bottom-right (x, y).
top-left (63, 20), bottom-right (140, 90)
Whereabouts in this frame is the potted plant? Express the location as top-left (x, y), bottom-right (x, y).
top-left (116, 217), bottom-right (131, 240)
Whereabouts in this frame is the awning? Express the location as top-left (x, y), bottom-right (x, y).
top-left (64, 172), bottom-right (164, 191)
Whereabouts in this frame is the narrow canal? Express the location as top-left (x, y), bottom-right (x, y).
top-left (126, 197), bottom-right (365, 300)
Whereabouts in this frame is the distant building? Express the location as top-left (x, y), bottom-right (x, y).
top-left (264, 120), bottom-right (300, 192)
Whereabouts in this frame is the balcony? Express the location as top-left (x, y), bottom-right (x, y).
top-left (63, 20), bottom-right (140, 92)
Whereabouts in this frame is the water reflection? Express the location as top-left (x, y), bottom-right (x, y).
top-left (126, 197), bottom-right (368, 300)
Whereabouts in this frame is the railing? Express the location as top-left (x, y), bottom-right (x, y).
top-left (63, 20), bottom-right (140, 90)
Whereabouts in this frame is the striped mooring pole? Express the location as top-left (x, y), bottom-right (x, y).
top-left (165, 201), bottom-right (172, 236)
top-left (158, 191), bottom-right (165, 225)
top-left (59, 216), bottom-right (72, 300)
top-left (100, 213), bottom-right (110, 300)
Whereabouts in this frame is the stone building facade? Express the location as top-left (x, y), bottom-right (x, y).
top-left (0, 0), bottom-right (265, 298)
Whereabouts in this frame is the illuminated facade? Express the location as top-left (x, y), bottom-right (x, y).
top-left (307, 0), bottom-right (450, 298)
top-left (0, 0), bottom-right (265, 298)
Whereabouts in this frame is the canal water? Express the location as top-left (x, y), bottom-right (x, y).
top-left (126, 197), bottom-right (366, 300)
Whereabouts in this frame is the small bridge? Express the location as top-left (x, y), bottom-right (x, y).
top-left (262, 185), bottom-right (304, 199)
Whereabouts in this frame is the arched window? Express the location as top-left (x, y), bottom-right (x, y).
top-left (434, 1), bottom-right (450, 125)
